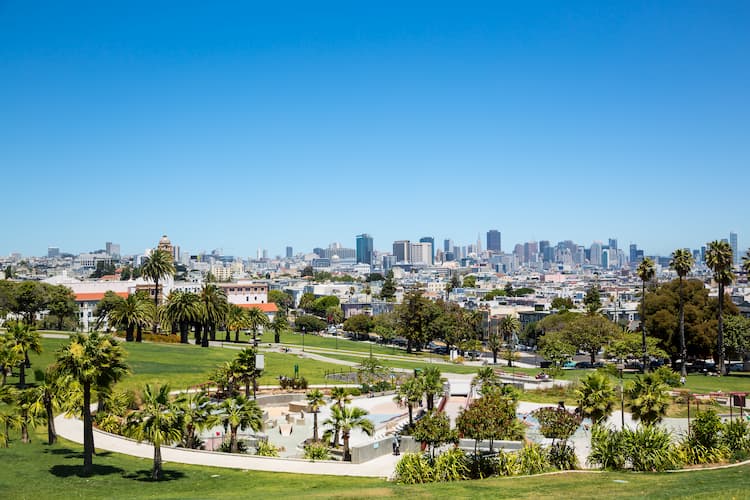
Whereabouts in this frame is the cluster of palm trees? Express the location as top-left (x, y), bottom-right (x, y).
top-left (315, 387), bottom-right (373, 462)
top-left (209, 347), bottom-right (263, 398)
top-left (393, 366), bottom-right (446, 428)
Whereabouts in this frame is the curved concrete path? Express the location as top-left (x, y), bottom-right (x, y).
top-left (54, 414), bottom-right (400, 478)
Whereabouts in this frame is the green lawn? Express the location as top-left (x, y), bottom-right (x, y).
top-left (2, 429), bottom-right (750, 499)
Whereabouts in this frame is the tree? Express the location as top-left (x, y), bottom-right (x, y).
top-left (487, 321), bottom-right (502, 365)
top-left (140, 249), bottom-right (176, 333)
top-left (411, 410), bottom-right (455, 458)
top-left (306, 389), bottom-right (326, 442)
top-left (380, 271), bottom-right (397, 301)
top-left (343, 313), bottom-right (374, 339)
top-left (551, 297), bottom-right (575, 311)
top-left (396, 288), bottom-right (437, 353)
top-left (235, 348), bottom-right (260, 398)
top-left (174, 390), bottom-right (214, 449)
top-left (30, 367), bottom-right (64, 444)
top-left (463, 275), bottom-right (477, 288)
top-left (0, 336), bottom-right (22, 385)
top-left (268, 290), bottom-right (294, 313)
top-left (706, 240), bottom-right (735, 375)
top-left (723, 315), bottom-right (750, 367)
top-left (6, 321), bottom-right (42, 388)
top-left (323, 405), bottom-right (373, 461)
top-left (162, 291), bottom-right (200, 344)
top-left (199, 283), bottom-right (228, 347)
top-left (298, 292), bottom-right (316, 313)
top-left (561, 315), bottom-right (620, 364)
top-left (627, 373), bottom-right (670, 426)
top-left (12, 281), bottom-right (48, 325)
top-left (576, 371), bottom-right (617, 425)
top-left (456, 386), bottom-right (522, 455)
top-left (270, 313), bottom-right (288, 343)
top-left (92, 291), bottom-right (126, 332)
top-left (670, 248), bottom-right (695, 377)
top-left (607, 332), bottom-right (668, 361)
top-left (583, 283), bottom-right (603, 315)
top-left (636, 257), bottom-right (656, 372)
top-left (15, 387), bottom-right (43, 443)
top-left (217, 395), bottom-right (263, 454)
top-left (538, 331), bottom-right (576, 369)
top-left (500, 316), bottom-right (520, 367)
top-left (55, 332), bottom-right (129, 475)
top-left (472, 366), bottom-right (501, 392)
top-left (226, 305), bottom-right (250, 343)
top-left (109, 293), bottom-right (151, 342)
top-left (420, 366), bottom-right (445, 411)
top-left (124, 384), bottom-right (182, 480)
top-left (394, 377), bottom-right (423, 427)
top-left (245, 307), bottom-right (270, 344)
top-left (329, 386), bottom-right (352, 447)
top-left (46, 285), bottom-right (77, 331)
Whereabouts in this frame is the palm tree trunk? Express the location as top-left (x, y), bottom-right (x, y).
top-left (82, 382), bottom-right (94, 475)
top-left (679, 276), bottom-right (687, 377)
top-left (126, 325), bottom-right (134, 342)
top-left (19, 362), bottom-right (25, 388)
top-left (152, 444), bottom-right (162, 480)
top-left (332, 425), bottom-right (340, 447)
top-left (313, 411), bottom-right (318, 441)
top-left (225, 329), bottom-right (231, 342)
top-left (235, 330), bottom-right (240, 343)
top-left (245, 381), bottom-right (251, 398)
top-left (230, 427), bottom-right (238, 453)
top-left (202, 324), bottom-right (210, 347)
top-left (194, 323), bottom-right (202, 345)
top-left (209, 325), bottom-right (216, 342)
top-left (136, 324), bottom-right (143, 343)
top-left (153, 278), bottom-right (160, 334)
top-left (180, 322), bottom-right (188, 344)
top-left (343, 432), bottom-right (351, 461)
top-left (407, 405), bottom-right (413, 426)
top-left (718, 283), bottom-right (725, 375)
top-left (492, 349), bottom-right (498, 365)
top-left (641, 281), bottom-right (648, 373)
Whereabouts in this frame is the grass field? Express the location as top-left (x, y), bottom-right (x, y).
top-left (2, 428), bottom-right (750, 500)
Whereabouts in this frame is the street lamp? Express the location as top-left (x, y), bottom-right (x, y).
top-left (302, 326), bottom-right (305, 352)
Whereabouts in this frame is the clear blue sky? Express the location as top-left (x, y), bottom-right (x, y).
top-left (1, 1), bottom-right (748, 258)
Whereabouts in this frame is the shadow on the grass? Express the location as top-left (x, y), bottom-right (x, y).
top-left (123, 469), bottom-right (186, 482)
top-left (50, 464), bottom-right (125, 478)
top-left (45, 447), bottom-right (113, 459)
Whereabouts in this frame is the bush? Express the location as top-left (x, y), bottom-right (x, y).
top-left (303, 441), bottom-right (331, 461)
top-left (622, 425), bottom-right (681, 472)
top-left (532, 406), bottom-right (581, 441)
top-left (219, 440), bottom-right (248, 454)
top-left (494, 450), bottom-right (519, 477)
top-left (94, 413), bottom-right (122, 434)
top-left (467, 453), bottom-right (501, 479)
top-left (722, 419), bottom-right (750, 458)
top-left (279, 376), bottom-right (308, 390)
top-left (433, 448), bottom-right (470, 482)
top-left (514, 443), bottom-right (551, 475)
top-left (548, 442), bottom-right (578, 470)
top-left (255, 440), bottom-right (280, 457)
top-left (588, 425), bottom-right (625, 470)
top-left (395, 453), bottom-right (434, 484)
top-left (692, 409), bottom-right (723, 449)
top-left (652, 366), bottom-right (681, 387)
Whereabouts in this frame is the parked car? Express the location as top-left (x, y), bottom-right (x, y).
top-left (575, 361), bottom-right (594, 369)
top-left (562, 361), bottom-right (577, 369)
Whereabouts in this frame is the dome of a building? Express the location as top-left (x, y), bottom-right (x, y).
top-left (159, 235), bottom-right (171, 245)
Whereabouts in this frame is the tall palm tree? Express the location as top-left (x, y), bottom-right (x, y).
top-left (393, 377), bottom-right (423, 428)
top-left (0, 406), bottom-right (21, 448)
top-left (15, 387), bottom-right (43, 443)
top-left (420, 366), bottom-right (445, 411)
top-left (235, 348), bottom-right (259, 398)
top-left (6, 321), bottom-right (42, 388)
top-left (217, 395), bottom-right (263, 453)
top-left (246, 307), bottom-right (270, 345)
top-left (636, 257), bottom-right (656, 372)
top-left (627, 373), bottom-right (670, 426)
top-left (270, 313), bottom-right (288, 344)
top-left (174, 390), bottom-right (215, 449)
top-left (30, 367), bottom-right (64, 444)
top-left (109, 293), bottom-right (151, 342)
top-left (323, 405), bottom-right (374, 461)
top-left (487, 321), bottom-right (502, 365)
top-left (706, 240), bottom-right (735, 375)
top-left (329, 386), bottom-right (352, 446)
top-left (162, 291), bottom-right (201, 344)
top-left (55, 332), bottom-right (129, 475)
top-left (500, 316), bottom-right (520, 367)
top-left (140, 249), bottom-right (176, 333)
top-left (0, 335), bottom-right (23, 386)
top-left (670, 249), bottom-right (695, 377)
top-left (226, 305), bottom-right (250, 343)
top-left (575, 371), bottom-right (617, 425)
top-left (124, 384), bottom-right (182, 480)
top-left (306, 389), bottom-right (326, 442)
top-left (199, 284), bottom-right (228, 347)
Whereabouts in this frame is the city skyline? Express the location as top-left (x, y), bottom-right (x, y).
top-left (1, 2), bottom-right (749, 257)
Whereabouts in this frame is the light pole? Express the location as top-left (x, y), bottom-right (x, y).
top-left (302, 326), bottom-right (305, 352)
top-left (619, 364), bottom-right (625, 429)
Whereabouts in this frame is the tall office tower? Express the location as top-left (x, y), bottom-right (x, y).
top-left (47, 246), bottom-right (60, 258)
top-left (262, 249), bottom-right (268, 260)
top-left (608, 238), bottom-right (618, 252)
top-left (629, 244), bottom-right (638, 264)
top-left (539, 240), bottom-right (551, 263)
top-left (105, 242), bottom-right (121, 258)
top-left (443, 239), bottom-right (452, 253)
top-left (701, 246), bottom-right (706, 263)
top-left (419, 237), bottom-right (435, 264)
top-left (453, 246), bottom-right (463, 260)
top-left (486, 230), bottom-right (502, 253)
top-left (589, 241), bottom-right (603, 267)
top-left (393, 240), bottom-right (410, 263)
top-left (476, 233), bottom-right (482, 253)
top-left (692, 249), bottom-right (701, 263)
top-left (574, 246), bottom-right (585, 265)
top-left (410, 242), bottom-right (432, 265)
top-left (524, 241), bottom-right (539, 263)
top-left (173, 245), bottom-right (180, 263)
top-left (356, 234), bottom-right (374, 264)
top-left (286, 246), bottom-right (293, 259)
top-left (513, 244), bottom-right (524, 263)
top-left (602, 249), bottom-right (609, 269)
top-left (730, 232), bottom-right (739, 265)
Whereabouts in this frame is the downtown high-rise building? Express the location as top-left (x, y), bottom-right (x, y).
top-left (443, 238), bottom-right (452, 253)
top-left (47, 246), bottom-right (60, 258)
top-left (393, 240), bottom-right (410, 263)
top-left (106, 241), bottom-right (120, 258)
top-left (286, 246), bottom-right (293, 259)
top-left (419, 236), bottom-right (434, 264)
top-left (730, 232), bottom-right (739, 265)
top-left (486, 230), bottom-right (501, 253)
top-left (356, 234), bottom-right (374, 265)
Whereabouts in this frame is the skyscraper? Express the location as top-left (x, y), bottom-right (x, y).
top-left (419, 237), bottom-right (434, 264)
top-left (486, 230), bottom-right (501, 253)
top-left (356, 234), bottom-right (374, 265)
top-left (443, 238), bottom-right (452, 253)
top-left (629, 244), bottom-right (638, 264)
top-left (589, 241), bottom-right (603, 267)
top-left (106, 241), bottom-right (120, 258)
top-left (47, 246), bottom-right (60, 258)
top-left (730, 232), bottom-right (739, 265)
top-left (286, 246), bottom-right (293, 259)
top-left (393, 240), bottom-right (410, 263)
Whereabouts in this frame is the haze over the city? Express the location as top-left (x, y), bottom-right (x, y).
top-left (1, 1), bottom-right (748, 257)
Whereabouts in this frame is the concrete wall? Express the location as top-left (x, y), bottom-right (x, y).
top-left (256, 394), bottom-right (306, 406)
top-left (349, 435), bottom-right (421, 464)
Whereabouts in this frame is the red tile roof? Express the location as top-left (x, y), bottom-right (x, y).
top-left (236, 303), bottom-right (278, 313)
top-left (75, 291), bottom-right (129, 302)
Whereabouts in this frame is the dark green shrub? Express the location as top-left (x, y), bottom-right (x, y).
top-left (652, 366), bottom-right (681, 387)
top-left (588, 425), bottom-right (625, 470)
top-left (548, 442), bottom-right (578, 470)
top-left (514, 443), bottom-right (551, 475)
top-left (395, 453), bottom-right (434, 484)
top-left (219, 439), bottom-right (248, 454)
top-left (722, 419), bottom-right (750, 458)
top-left (433, 448), bottom-right (470, 482)
top-left (622, 425), bottom-right (681, 472)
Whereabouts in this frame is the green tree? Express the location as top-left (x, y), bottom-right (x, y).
top-left (487, 321), bottom-right (502, 365)
top-left (15, 387), bottom-right (43, 443)
top-left (294, 314), bottom-right (327, 333)
top-left (329, 386), bottom-right (352, 447)
top-left (420, 366), bottom-right (445, 411)
top-left (636, 257), bottom-right (656, 372)
top-left (538, 331), bottom-right (576, 369)
top-left (472, 366), bottom-right (501, 392)
top-left (140, 249), bottom-right (176, 333)
top-left (394, 377), bottom-right (423, 427)
top-left (500, 316), bottom-right (521, 367)
top-left (551, 297), bottom-right (575, 311)
top-left (245, 306), bottom-right (270, 344)
top-left (225, 304), bottom-right (250, 343)
top-left (583, 283), bottom-right (602, 315)
top-left (235, 348), bottom-right (260, 398)
top-left (109, 293), bottom-right (151, 342)
top-left (706, 240), bottom-right (735, 375)
top-left (174, 390), bottom-right (214, 449)
top-left (323, 405), bottom-right (373, 461)
top-left (46, 285), bottom-right (77, 331)
top-left (12, 281), bottom-right (48, 325)
top-left (92, 291), bottom-right (126, 332)
top-left (412, 410), bottom-right (455, 458)
top-left (463, 275), bottom-right (477, 288)
top-left (268, 290), bottom-right (294, 313)
top-left (306, 389), bottom-right (326, 442)
top-left (55, 332), bottom-right (129, 475)
top-left (199, 283), bottom-right (228, 347)
top-left (723, 315), bottom-right (750, 367)
top-left (562, 315), bottom-right (620, 365)
top-left (298, 292), bottom-right (316, 312)
top-left (379, 270), bottom-right (397, 301)
top-left (576, 371), bottom-right (617, 425)
top-left (0, 335), bottom-right (23, 385)
top-left (395, 288), bottom-right (438, 353)
top-left (6, 321), bottom-right (42, 388)
top-left (162, 290), bottom-right (201, 344)
top-left (343, 313), bottom-right (374, 340)
top-left (124, 384), bottom-right (182, 480)
top-left (30, 367), bottom-right (64, 444)
top-left (270, 313), bottom-right (288, 343)
top-left (217, 395), bottom-right (263, 454)
top-left (670, 248), bottom-right (695, 377)
top-left (627, 373), bottom-right (670, 426)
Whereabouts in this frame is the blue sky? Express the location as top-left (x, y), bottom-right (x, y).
top-left (1, 1), bottom-right (748, 258)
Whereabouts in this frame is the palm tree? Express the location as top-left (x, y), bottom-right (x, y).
top-left (162, 291), bottom-right (201, 344)
top-left (706, 240), bottom-right (735, 375)
top-left (575, 371), bottom-right (617, 425)
top-left (329, 386), bottom-right (351, 446)
top-left (743, 249), bottom-right (750, 276)
top-left (420, 366), bottom-right (445, 411)
top-left (0, 335), bottom-right (23, 386)
top-left (235, 348), bottom-right (259, 398)
top-left (30, 367), bottom-right (63, 444)
top-left (0, 406), bottom-right (21, 448)
top-left (246, 307), bottom-right (270, 345)
top-left (500, 316), bottom-right (520, 367)
top-left (270, 313), bottom-right (288, 344)
top-left (109, 293), bottom-right (151, 342)
top-left (670, 249), bottom-right (695, 377)
top-left (217, 395), bottom-right (263, 453)
top-left (15, 387), bottom-right (42, 443)
top-left (627, 373), bottom-right (670, 426)
top-left (323, 405), bottom-right (374, 461)
top-left (199, 284), bottom-right (229, 347)
top-left (306, 389), bottom-right (326, 442)
top-left (393, 377), bottom-right (423, 428)
top-left (636, 257), bottom-right (656, 372)
top-left (226, 305), bottom-right (250, 343)
top-left (6, 321), bottom-right (42, 388)
top-left (140, 249), bottom-right (176, 333)
top-left (473, 366), bottom-right (500, 393)
top-left (55, 332), bottom-right (129, 475)
top-left (174, 390), bottom-right (214, 449)
top-left (124, 384), bottom-right (182, 480)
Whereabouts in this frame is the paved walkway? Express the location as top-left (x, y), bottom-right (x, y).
top-left (54, 413), bottom-right (401, 478)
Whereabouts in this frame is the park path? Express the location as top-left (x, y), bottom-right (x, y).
top-left (54, 413), bottom-right (401, 478)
